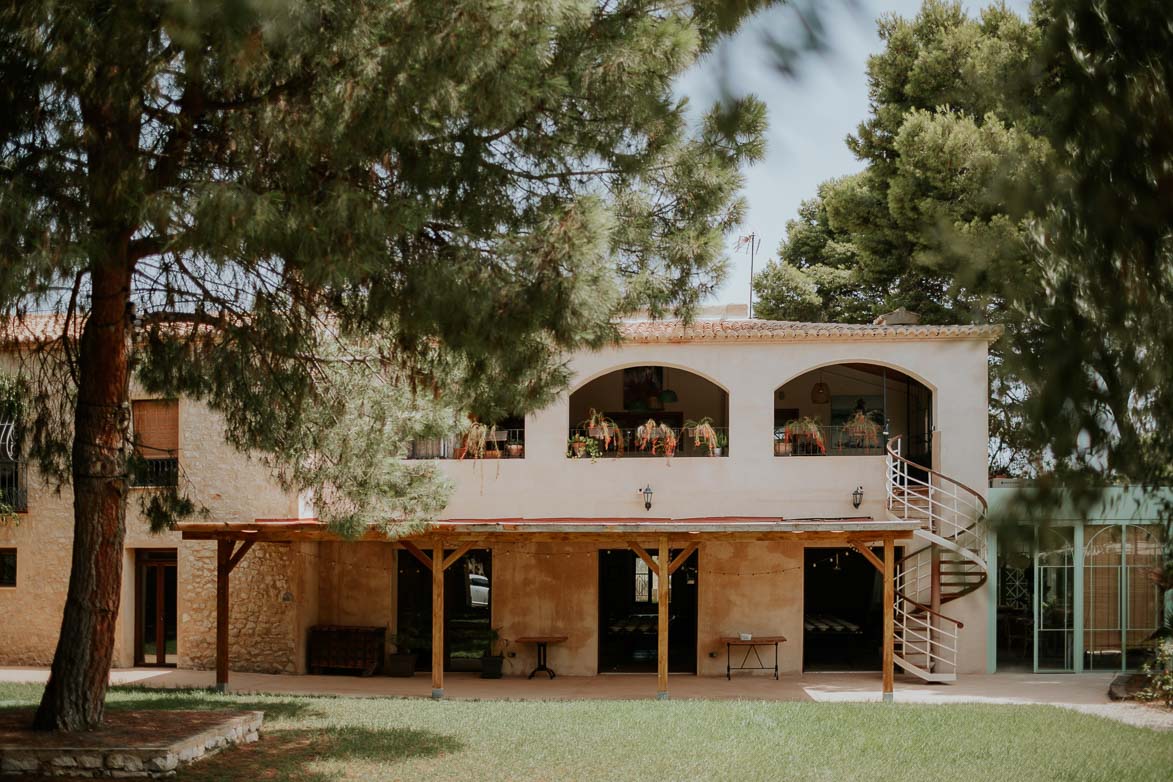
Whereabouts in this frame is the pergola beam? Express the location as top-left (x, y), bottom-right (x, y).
top-left (442, 542), bottom-right (476, 571)
top-left (627, 541), bottom-right (659, 575)
top-left (399, 541), bottom-right (432, 569)
top-left (849, 542), bottom-right (884, 573)
top-left (667, 543), bottom-right (699, 574)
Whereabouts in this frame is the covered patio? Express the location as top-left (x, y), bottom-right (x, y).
top-left (0, 666), bottom-right (1129, 709)
top-left (177, 517), bottom-right (919, 701)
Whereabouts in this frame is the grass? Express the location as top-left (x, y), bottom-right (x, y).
top-left (1, 683), bottom-right (1170, 782)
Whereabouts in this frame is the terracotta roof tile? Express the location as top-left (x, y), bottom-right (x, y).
top-left (4, 313), bottom-right (1003, 347)
top-left (617, 318), bottom-right (1002, 343)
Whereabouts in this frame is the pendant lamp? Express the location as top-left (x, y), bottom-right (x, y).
top-left (811, 370), bottom-right (830, 404)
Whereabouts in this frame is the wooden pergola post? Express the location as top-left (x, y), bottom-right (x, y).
top-left (432, 542), bottom-right (444, 699)
top-left (882, 535), bottom-right (895, 702)
top-left (397, 540), bottom-right (476, 700)
top-left (656, 535), bottom-right (670, 700)
top-left (628, 538), bottom-right (697, 700)
top-left (214, 537), bottom-right (254, 693)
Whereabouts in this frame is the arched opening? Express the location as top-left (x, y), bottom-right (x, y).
top-left (568, 366), bottom-right (729, 457)
top-left (773, 363), bottom-right (932, 466)
top-left (1084, 524), bottom-right (1165, 671)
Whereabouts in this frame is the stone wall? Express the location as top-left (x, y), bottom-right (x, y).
top-left (0, 393), bottom-right (303, 670)
top-left (179, 541), bottom-right (300, 674)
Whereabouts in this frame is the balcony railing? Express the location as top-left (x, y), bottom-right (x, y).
top-left (567, 426), bottom-right (729, 458)
top-left (130, 454), bottom-right (179, 487)
top-left (774, 425), bottom-right (885, 457)
top-left (0, 460), bottom-right (27, 512)
top-left (407, 429), bottom-right (527, 460)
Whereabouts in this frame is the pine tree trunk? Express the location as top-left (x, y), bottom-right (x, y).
top-left (33, 264), bottom-right (133, 732)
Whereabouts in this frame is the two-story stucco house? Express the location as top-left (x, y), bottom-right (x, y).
top-left (1, 308), bottom-right (1005, 699)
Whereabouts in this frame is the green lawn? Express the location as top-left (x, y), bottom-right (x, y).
top-left (1, 683), bottom-right (1169, 782)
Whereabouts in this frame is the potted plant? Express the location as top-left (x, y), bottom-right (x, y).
top-left (581, 408), bottom-right (622, 454)
top-left (505, 440), bottom-right (524, 458)
top-left (843, 410), bottom-right (882, 450)
top-left (711, 430), bottom-right (728, 457)
top-left (684, 417), bottom-right (719, 456)
top-left (387, 623), bottom-right (424, 677)
top-left (567, 434), bottom-right (600, 459)
top-left (460, 420), bottom-right (489, 460)
top-left (636, 419), bottom-right (677, 457)
top-left (784, 416), bottom-right (825, 455)
top-left (480, 627), bottom-right (508, 679)
top-left (774, 427), bottom-right (792, 456)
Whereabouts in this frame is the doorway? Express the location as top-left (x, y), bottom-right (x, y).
top-left (597, 548), bottom-right (698, 673)
top-left (135, 549), bottom-right (177, 667)
top-left (802, 546), bottom-right (894, 671)
top-left (396, 549), bottom-right (493, 672)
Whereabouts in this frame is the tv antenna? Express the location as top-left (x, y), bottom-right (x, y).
top-left (735, 232), bottom-right (762, 318)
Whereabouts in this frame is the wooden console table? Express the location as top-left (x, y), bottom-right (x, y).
top-left (719, 636), bottom-right (786, 680)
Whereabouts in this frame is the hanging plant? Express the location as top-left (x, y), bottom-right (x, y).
top-left (581, 408), bottom-right (623, 455)
top-left (843, 410), bottom-right (882, 449)
top-left (636, 419), bottom-right (677, 458)
top-left (684, 417), bottom-right (718, 456)
top-left (784, 416), bottom-right (825, 454)
top-left (461, 421), bottom-right (497, 460)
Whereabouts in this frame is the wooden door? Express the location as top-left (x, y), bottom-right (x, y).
top-left (135, 549), bottom-right (177, 666)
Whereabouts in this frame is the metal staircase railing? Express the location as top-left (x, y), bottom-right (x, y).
top-left (886, 436), bottom-right (988, 682)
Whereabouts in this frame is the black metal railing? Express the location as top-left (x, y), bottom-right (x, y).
top-left (0, 460), bottom-right (27, 512)
top-left (130, 454), bottom-right (179, 487)
top-left (774, 424), bottom-right (886, 456)
top-left (407, 428), bottom-right (526, 460)
top-left (567, 426), bottom-right (729, 458)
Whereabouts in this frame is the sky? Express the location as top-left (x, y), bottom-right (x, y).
top-left (676, 0), bottom-right (1033, 307)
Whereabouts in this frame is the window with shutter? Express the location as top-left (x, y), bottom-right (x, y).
top-left (131, 400), bottom-right (179, 487)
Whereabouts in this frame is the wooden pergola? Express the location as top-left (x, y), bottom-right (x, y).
top-left (178, 517), bottom-right (917, 700)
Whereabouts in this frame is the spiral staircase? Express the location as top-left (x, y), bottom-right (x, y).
top-left (886, 437), bottom-right (988, 682)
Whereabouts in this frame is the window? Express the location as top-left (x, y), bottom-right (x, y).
top-left (131, 400), bottom-right (179, 487)
top-left (634, 555), bottom-right (670, 603)
top-left (0, 405), bottom-right (26, 512)
top-left (0, 548), bottom-right (15, 587)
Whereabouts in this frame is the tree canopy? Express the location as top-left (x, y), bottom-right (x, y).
top-left (753, 0), bottom-right (1051, 474)
top-left (1009, 0), bottom-right (1173, 517)
top-left (0, 0), bottom-right (774, 730)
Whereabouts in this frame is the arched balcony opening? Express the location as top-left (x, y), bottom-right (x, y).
top-left (773, 363), bottom-right (932, 467)
top-left (568, 366), bottom-right (729, 458)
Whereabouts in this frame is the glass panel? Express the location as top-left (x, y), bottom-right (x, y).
top-left (445, 550), bottom-right (492, 672)
top-left (634, 558), bottom-right (650, 603)
top-left (1124, 525), bottom-right (1163, 670)
top-left (141, 564), bottom-right (159, 662)
top-left (1036, 527), bottom-right (1074, 671)
top-left (996, 529), bottom-right (1033, 670)
top-left (1084, 525), bottom-right (1123, 670)
top-left (163, 565), bottom-right (178, 664)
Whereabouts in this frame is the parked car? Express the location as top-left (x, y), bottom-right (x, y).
top-left (469, 573), bottom-right (490, 607)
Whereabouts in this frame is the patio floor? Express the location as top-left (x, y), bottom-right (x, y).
top-left (4, 667), bottom-right (1169, 729)
top-left (0, 665), bottom-right (1117, 704)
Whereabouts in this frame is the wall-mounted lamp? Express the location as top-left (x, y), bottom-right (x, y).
top-left (852, 485), bottom-right (864, 509)
top-left (639, 484), bottom-right (654, 511)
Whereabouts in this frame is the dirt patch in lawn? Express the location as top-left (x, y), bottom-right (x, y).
top-left (0, 709), bottom-right (252, 749)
